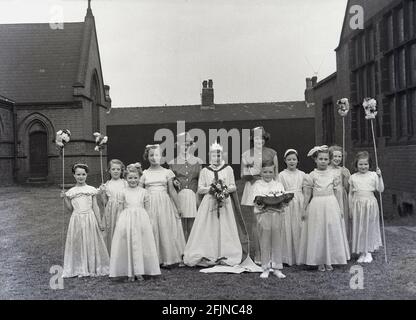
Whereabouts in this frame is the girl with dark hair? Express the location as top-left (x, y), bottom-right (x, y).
top-left (61, 163), bottom-right (109, 277)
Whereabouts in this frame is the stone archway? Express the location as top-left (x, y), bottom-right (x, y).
top-left (17, 112), bottom-right (55, 182)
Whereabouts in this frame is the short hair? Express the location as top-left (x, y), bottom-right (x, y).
top-left (107, 159), bottom-right (125, 175)
top-left (125, 163), bottom-right (143, 178)
top-left (250, 127), bottom-right (271, 143)
top-left (353, 151), bottom-right (373, 169)
top-left (329, 145), bottom-right (345, 160)
top-left (143, 145), bottom-right (160, 161)
top-left (72, 163), bottom-right (89, 174)
top-left (261, 160), bottom-right (275, 168)
top-left (312, 149), bottom-right (330, 160)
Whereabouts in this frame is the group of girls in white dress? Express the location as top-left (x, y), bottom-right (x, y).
top-left (60, 127), bottom-right (384, 281)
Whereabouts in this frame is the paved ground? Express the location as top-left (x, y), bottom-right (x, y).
top-left (1, 185), bottom-right (416, 300)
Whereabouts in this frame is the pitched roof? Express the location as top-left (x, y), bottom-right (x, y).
top-left (0, 22), bottom-right (84, 103)
top-left (107, 101), bottom-right (313, 125)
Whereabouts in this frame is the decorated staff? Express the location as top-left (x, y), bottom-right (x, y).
top-left (55, 129), bottom-right (71, 258)
top-left (362, 97), bottom-right (387, 263)
top-left (93, 132), bottom-right (108, 185)
top-left (336, 98), bottom-right (350, 167)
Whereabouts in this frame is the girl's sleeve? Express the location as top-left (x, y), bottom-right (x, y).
top-left (197, 169), bottom-right (211, 194)
top-left (166, 169), bottom-right (175, 181)
top-left (227, 166), bottom-right (236, 192)
top-left (374, 172), bottom-right (385, 193)
top-left (302, 173), bottom-right (313, 189)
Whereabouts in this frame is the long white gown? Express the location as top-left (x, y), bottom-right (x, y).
top-left (183, 164), bottom-right (242, 267)
top-left (63, 185), bottom-right (109, 278)
top-left (109, 186), bottom-right (161, 277)
top-left (140, 167), bottom-right (186, 265)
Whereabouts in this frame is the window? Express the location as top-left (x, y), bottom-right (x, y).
top-left (322, 100), bottom-right (335, 145)
top-left (397, 93), bottom-right (408, 137)
top-left (383, 98), bottom-right (393, 138)
top-left (398, 48), bottom-right (406, 89)
top-left (388, 54), bottom-right (396, 92)
top-left (91, 76), bottom-right (100, 133)
top-left (411, 43), bottom-right (416, 85)
top-left (351, 106), bottom-right (359, 141)
top-left (387, 14), bottom-right (394, 50)
top-left (397, 7), bottom-right (405, 44)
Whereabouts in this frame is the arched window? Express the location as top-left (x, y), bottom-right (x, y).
top-left (91, 74), bottom-right (100, 132)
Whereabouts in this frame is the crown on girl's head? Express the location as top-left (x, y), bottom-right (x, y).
top-left (210, 140), bottom-right (223, 152)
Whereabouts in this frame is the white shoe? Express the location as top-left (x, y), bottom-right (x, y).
top-left (363, 253), bottom-right (373, 263)
top-left (357, 254), bottom-right (365, 263)
top-left (273, 270), bottom-right (286, 279)
top-left (260, 270), bottom-right (270, 279)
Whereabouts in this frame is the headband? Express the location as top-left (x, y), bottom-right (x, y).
top-left (284, 149), bottom-right (298, 158)
top-left (307, 145), bottom-right (329, 157)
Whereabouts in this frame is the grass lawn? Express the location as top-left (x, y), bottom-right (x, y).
top-left (1, 184), bottom-right (416, 300)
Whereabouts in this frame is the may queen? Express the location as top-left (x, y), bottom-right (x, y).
top-left (183, 141), bottom-right (243, 267)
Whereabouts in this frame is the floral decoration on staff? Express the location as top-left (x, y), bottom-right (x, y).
top-left (209, 179), bottom-right (230, 218)
top-left (55, 129), bottom-right (71, 150)
top-left (362, 97), bottom-right (378, 120)
top-left (93, 132), bottom-right (108, 151)
top-left (336, 98), bottom-right (350, 117)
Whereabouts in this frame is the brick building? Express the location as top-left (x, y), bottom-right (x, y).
top-left (107, 80), bottom-right (316, 178)
top-left (307, 0), bottom-right (416, 218)
top-left (0, 95), bottom-right (16, 186)
top-left (0, 3), bottom-right (111, 186)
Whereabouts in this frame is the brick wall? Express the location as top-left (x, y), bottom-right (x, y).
top-left (0, 102), bottom-right (15, 186)
top-left (313, 0), bottom-right (415, 218)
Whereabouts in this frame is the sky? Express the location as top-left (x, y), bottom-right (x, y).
top-left (0, 0), bottom-right (349, 107)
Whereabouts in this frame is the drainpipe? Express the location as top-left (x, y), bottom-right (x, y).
top-left (12, 102), bottom-right (18, 182)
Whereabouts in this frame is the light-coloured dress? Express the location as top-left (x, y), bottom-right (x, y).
top-left (240, 147), bottom-right (277, 206)
top-left (110, 187), bottom-right (161, 277)
top-left (278, 169), bottom-right (306, 265)
top-left (183, 164), bottom-right (243, 267)
top-left (251, 179), bottom-right (286, 270)
top-left (140, 167), bottom-right (186, 265)
top-left (102, 179), bottom-right (126, 253)
top-left (349, 172), bottom-right (383, 254)
top-left (298, 169), bottom-right (350, 266)
top-left (63, 185), bottom-right (109, 277)
top-left (330, 166), bottom-right (351, 241)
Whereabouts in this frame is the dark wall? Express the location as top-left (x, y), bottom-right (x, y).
top-left (107, 118), bottom-right (316, 178)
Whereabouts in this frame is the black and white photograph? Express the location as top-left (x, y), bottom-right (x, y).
top-left (1, 0), bottom-right (416, 307)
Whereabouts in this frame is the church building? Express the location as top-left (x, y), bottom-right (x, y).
top-left (0, 3), bottom-right (111, 186)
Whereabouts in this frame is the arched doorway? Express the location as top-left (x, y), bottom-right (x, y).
top-left (29, 122), bottom-right (48, 178)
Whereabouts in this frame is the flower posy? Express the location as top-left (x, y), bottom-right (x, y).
top-left (336, 98), bottom-right (350, 117)
top-left (93, 132), bottom-right (108, 151)
top-left (209, 179), bottom-right (230, 218)
top-left (362, 98), bottom-right (378, 120)
top-left (55, 129), bottom-right (71, 149)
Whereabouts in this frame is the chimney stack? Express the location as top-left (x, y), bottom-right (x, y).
top-left (201, 79), bottom-right (214, 109)
top-left (311, 76), bottom-right (318, 87)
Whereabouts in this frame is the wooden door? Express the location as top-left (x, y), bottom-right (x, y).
top-left (29, 131), bottom-right (48, 177)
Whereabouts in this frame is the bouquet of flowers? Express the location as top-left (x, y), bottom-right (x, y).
top-left (362, 98), bottom-right (378, 120)
top-left (336, 98), bottom-right (350, 117)
top-left (254, 191), bottom-right (294, 213)
top-left (55, 129), bottom-right (71, 150)
top-left (93, 132), bottom-right (108, 151)
top-left (209, 179), bottom-right (230, 218)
